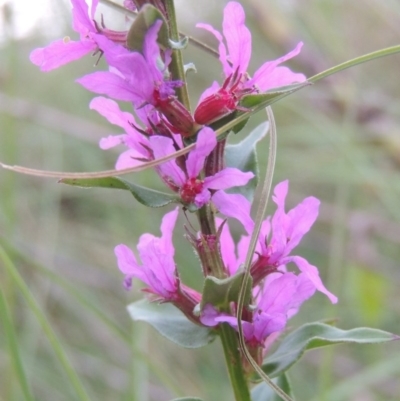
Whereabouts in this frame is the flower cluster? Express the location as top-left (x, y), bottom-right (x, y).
top-left (31, 0), bottom-right (336, 357)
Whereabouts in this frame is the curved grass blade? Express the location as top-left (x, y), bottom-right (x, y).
top-left (0, 245), bottom-right (92, 401)
top-left (0, 288), bottom-right (35, 401)
top-left (236, 107), bottom-right (294, 401)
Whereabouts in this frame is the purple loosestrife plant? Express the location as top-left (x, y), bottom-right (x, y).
top-left (22, 1), bottom-right (400, 400)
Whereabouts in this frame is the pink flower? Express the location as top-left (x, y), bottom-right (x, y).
top-left (201, 271), bottom-right (316, 346)
top-left (194, 1), bottom-right (306, 125)
top-left (150, 127), bottom-right (254, 208)
top-left (77, 20), bottom-right (195, 136)
top-left (30, 0), bottom-right (126, 71)
top-left (115, 208), bottom-right (179, 299)
top-left (213, 181), bottom-right (338, 303)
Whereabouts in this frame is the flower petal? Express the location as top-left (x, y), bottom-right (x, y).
top-left (248, 42), bottom-right (306, 91)
top-left (150, 136), bottom-right (186, 186)
top-left (203, 167), bottom-right (254, 190)
top-left (186, 127), bottom-right (216, 178)
top-left (77, 71), bottom-right (139, 101)
top-left (287, 256), bottom-right (338, 304)
top-left (196, 23), bottom-right (229, 77)
top-left (30, 39), bottom-right (95, 71)
top-left (223, 1), bottom-right (252, 74)
top-left (212, 191), bottom-right (254, 235)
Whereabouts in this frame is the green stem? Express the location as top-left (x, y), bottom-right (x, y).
top-left (164, 0), bottom-right (191, 110)
top-left (219, 324), bottom-right (252, 401)
top-left (308, 44), bottom-right (400, 83)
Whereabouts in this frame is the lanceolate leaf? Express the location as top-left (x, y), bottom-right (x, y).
top-left (251, 374), bottom-right (294, 401)
top-left (225, 122), bottom-right (269, 201)
top-left (240, 82), bottom-right (310, 110)
top-left (60, 177), bottom-right (179, 208)
top-left (127, 300), bottom-right (216, 348)
top-left (262, 322), bottom-right (399, 378)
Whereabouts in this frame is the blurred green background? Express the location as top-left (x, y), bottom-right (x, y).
top-left (1, 0), bottom-right (400, 400)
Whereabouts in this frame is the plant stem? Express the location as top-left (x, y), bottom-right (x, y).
top-left (164, 0), bottom-right (191, 111)
top-left (219, 324), bottom-right (252, 401)
top-left (308, 44), bottom-right (400, 83)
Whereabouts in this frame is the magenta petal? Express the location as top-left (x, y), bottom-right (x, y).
top-left (90, 97), bottom-right (134, 128)
top-left (253, 312), bottom-right (287, 342)
top-left (257, 66), bottom-right (307, 91)
top-left (249, 42), bottom-right (306, 91)
top-left (212, 191), bottom-right (254, 235)
top-left (194, 188), bottom-right (211, 208)
top-left (223, 2), bottom-right (252, 74)
top-left (159, 207), bottom-right (179, 255)
top-left (204, 168), bottom-right (254, 190)
top-left (138, 239), bottom-right (177, 296)
top-left (196, 23), bottom-right (229, 77)
top-left (200, 304), bottom-right (224, 327)
top-left (115, 149), bottom-right (146, 170)
top-left (30, 39), bottom-right (95, 71)
top-left (288, 256), bottom-right (338, 304)
top-left (71, 0), bottom-right (94, 34)
top-left (150, 136), bottom-right (186, 186)
top-left (284, 196), bottom-right (320, 255)
top-left (99, 135), bottom-right (125, 149)
top-left (143, 20), bottom-right (164, 82)
top-left (285, 273), bottom-right (316, 318)
top-left (77, 71), bottom-right (139, 101)
top-left (186, 127), bottom-right (216, 178)
top-left (217, 218), bottom-right (239, 275)
top-left (115, 244), bottom-right (139, 274)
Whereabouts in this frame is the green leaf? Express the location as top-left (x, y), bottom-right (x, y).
top-left (201, 271), bottom-right (252, 310)
top-left (60, 177), bottom-right (179, 208)
top-left (170, 398), bottom-right (203, 401)
top-left (261, 322), bottom-right (399, 378)
top-left (126, 4), bottom-right (169, 52)
top-left (127, 300), bottom-right (216, 348)
top-left (251, 373), bottom-right (294, 401)
top-left (225, 122), bottom-right (269, 201)
top-left (210, 112), bottom-right (249, 136)
top-left (240, 82), bottom-right (310, 110)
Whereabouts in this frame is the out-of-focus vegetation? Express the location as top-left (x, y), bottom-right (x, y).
top-left (1, 0), bottom-right (399, 400)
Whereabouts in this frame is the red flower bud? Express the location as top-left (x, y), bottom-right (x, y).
top-left (153, 89), bottom-right (199, 137)
top-left (194, 70), bottom-right (254, 125)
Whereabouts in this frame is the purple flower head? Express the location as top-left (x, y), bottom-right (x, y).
top-left (76, 20), bottom-right (196, 136)
top-left (115, 208), bottom-right (179, 300)
top-left (150, 127), bottom-right (254, 208)
top-left (194, 1), bottom-right (306, 125)
top-left (30, 0), bottom-right (127, 71)
top-left (212, 181), bottom-right (338, 303)
top-left (201, 271), bottom-right (316, 347)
